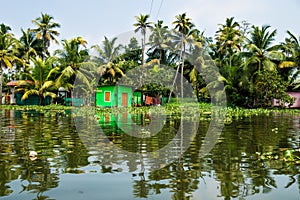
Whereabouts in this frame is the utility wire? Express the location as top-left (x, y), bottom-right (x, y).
top-left (155, 0), bottom-right (164, 20)
top-left (149, 0), bottom-right (154, 15)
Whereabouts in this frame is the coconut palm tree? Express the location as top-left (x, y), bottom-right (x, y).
top-left (214, 17), bottom-right (243, 68)
top-left (279, 31), bottom-right (300, 89)
top-left (170, 13), bottom-right (195, 99)
top-left (186, 31), bottom-right (220, 102)
top-left (17, 28), bottom-right (43, 74)
top-left (91, 36), bottom-right (123, 64)
top-left (31, 13), bottom-right (60, 59)
top-left (55, 37), bottom-right (92, 93)
top-left (18, 57), bottom-right (59, 105)
top-left (147, 20), bottom-right (171, 64)
top-left (282, 31), bottom-right (300, 67)
top-left (243, 25), bottom-right (283, 74)
top-left (0, 23), bottom-right (20, 104)
top-left (133, 14), bottom-right (153, 66)
top-left (243, 25), bottom-right (287, 106)
top-left (91, 36), bottom-right (124, 84)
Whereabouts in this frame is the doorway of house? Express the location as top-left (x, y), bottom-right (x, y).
top-left (122, 93), bottom-right (128, 107)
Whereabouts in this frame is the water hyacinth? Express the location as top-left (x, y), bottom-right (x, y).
top-left (1, 103), bottom-right (300, 123)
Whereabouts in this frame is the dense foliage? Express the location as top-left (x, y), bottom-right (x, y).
top-left (1, 13), bottom-right (300, 107)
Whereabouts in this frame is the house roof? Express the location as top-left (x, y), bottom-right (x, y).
top-left (6, 80), bottom-right (34, 87)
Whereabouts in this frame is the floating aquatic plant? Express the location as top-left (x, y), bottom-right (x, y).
top-left (2, 103), bottom-right (300, 123)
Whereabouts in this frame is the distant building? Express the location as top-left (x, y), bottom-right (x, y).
top-left (6, 80), bottom-right (37, 105)
top-left (274, 91), bottom-right (300, 108)
top-left (287, 91), bottom-right (300, 108)
top-left (95, 85), bottom-right (135, 107)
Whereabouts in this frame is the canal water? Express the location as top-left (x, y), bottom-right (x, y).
top-left (0, 109), bottom-right (299, 200)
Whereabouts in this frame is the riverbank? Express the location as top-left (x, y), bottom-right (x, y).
top-left (1, 103), bottom-right (300, 123)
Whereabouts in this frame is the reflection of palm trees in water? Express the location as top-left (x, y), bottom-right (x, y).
top-left (0, 109), bottom-right (91, 199)
top-left (4, 110), bottom-right (16, 141)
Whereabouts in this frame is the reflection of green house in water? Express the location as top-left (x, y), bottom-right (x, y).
top-left (97, 112), bottom-right (133, 135)
top-left (98, 112), bottom-right (132, 125)
top-left (95, 85), bottom-right (136, 107)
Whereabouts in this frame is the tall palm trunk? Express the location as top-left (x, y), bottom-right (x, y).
top-left (168, 33), bottom-right (185, 102)
top-left (159, 48), bottom-right (163, 64)
top-left (39, 64), bottom-right (43, 105)
top-left (141, 33), bottom-right (145, 87)
top-left (140, 31), bottom-right (146, 105)
top-left (181, 42), bottom-right (185, 99)
top-left (142, 32), bottom-right (145, 66)
top-left (0, 66), bottom-right (3, 105)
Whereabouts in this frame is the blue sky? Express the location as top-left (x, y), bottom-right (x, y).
top-left (1, 0), bottom-right (300, 49)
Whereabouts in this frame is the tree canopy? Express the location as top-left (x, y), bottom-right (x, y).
top-left (1, 13), bottom-right (299, 107)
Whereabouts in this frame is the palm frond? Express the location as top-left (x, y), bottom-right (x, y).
top-left (45, 67), bottom-right (60, 81)
top-left (40, 81), bottom-right (55, 91)
top-left (279, 61), bottom-right (297, 69)
top-left (43, 91), bottom-right (56, 99)
top-left (265, 51), bottom-right (284, 61)
top-left (21, 90), bottom-right (39, 100)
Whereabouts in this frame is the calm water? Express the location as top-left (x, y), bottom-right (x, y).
top-left (0, 108), bottom-right (299, 200)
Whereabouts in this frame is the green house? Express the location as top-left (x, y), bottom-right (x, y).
top-left (95, 85), bottom-right (133, 107)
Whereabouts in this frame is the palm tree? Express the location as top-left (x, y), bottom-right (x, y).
top-left (219, 54), bottom-right (251, 106)
top-left (92, 36), bottom-right (123, 64)
top-left (171, 12), bottom-right (195, 99)
top-left (17, 28), bottom-right (43, 74)
top-left (186, 31), bottom-right (218, 102)
top-left (243, 25), bottom-right (286, 106)
top-left (98, 62), bottom-right (125, 84)
top-left (214, 17), bottom-right (242, 67)
top-left (31, 13), bottom-right (60, 59)
top-left (282, 31), bottom-right (300, 67)
top-left (55, 37), bottom-right (92, 93)
top-left (133, 14), bottom-right (153, 66)
top-left (244, 25), bottom-right (283, 74)
top-left (0, 23), bottom-right (20, 104)
top-left (279, 31), bottom-right (300, 89)
top-left (148, 20), bottom-right (171, 64)
top-left (18, 57), bottom-right (59, 105)
top-left (91, 36), bottom-right (125, 84)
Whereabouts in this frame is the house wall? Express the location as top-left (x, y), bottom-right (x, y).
top-left (95, 86), bottom-right (117, 107)
top-left (116, 85), bottom-right (132, 107)
top-left (15, 93), bottom-right (51, 105)
top-left (288, 92), bottom-right (300, 108)
top-left (274, 91), bottom-right (300, 108)
top-left (96, 85), bottom-right (132, 107)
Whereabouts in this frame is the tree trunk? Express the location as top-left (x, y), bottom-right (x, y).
top-left (39, 94), bottom-right (43, 106)
top-left (181, 43), bottom-right (185, 99)
top-left (168, 63), bottom-right (180, 103)
top-left (141, 32), bottom-right (146, 99)
top-left (168, 33), bottom-right (185, 103)
top-left (142, 33), bottom-right (145, 66)
top-left (0, 67), bottom-right (3, 105)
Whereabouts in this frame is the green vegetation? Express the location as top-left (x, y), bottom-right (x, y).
top-left (1, 13), bottom-right (300, 107)
top-left (3, 102), bottom-right (300, 124)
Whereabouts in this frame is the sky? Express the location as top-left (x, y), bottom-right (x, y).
top-left (1, 0), bottom-right (300, 50)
